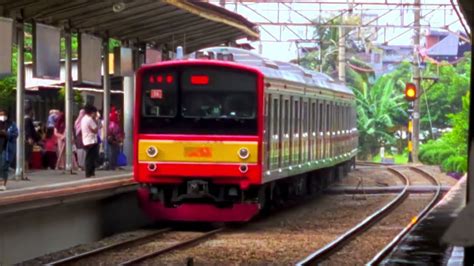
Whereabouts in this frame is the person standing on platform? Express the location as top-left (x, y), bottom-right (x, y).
top-left (47, 109), bottom-right (59, 129)
top-left (43, 127), bottom-right (57, 170)
top-left (81, 104), bottom-right (99, 178)
top-left (54, 112), bottom-right (66, 170)
top-left (24, 107), bottom-right (39, 179)
top-left (107, 107), bottom-right (124, 170)
top-left (74, 109), bottom-right (86, 170)
top-left (0, 109), bottom-right (18, 191)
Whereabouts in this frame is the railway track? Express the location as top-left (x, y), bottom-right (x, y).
top-left (47, 227), bottom-right (224, 265)
top-left (120, 227), bottom-right (224, 265)
top-left (296, 166), bottom-right (442, 266)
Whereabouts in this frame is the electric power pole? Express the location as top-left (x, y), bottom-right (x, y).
top-left (411, 0), bottom-right (421, 163)
top-left (338, 26), bottom-right (346, 82)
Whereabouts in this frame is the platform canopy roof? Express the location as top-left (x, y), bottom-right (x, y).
top-left (0, 0), bottom-right (259, 51)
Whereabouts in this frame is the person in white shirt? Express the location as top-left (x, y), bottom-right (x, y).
top-left (81, 104), bottom-right (99, 178)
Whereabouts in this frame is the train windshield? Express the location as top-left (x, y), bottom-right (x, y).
top-left (181, 68), bottom-right (256, 120)
top-left (140, 66), bottom-right (258, 135)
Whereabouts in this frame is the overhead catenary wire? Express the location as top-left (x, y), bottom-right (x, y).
top-left (449, 0), bottom-right (471, 39)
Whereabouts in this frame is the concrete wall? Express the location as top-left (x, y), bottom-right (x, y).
top-left (0, 191), bottom-right (150, 265)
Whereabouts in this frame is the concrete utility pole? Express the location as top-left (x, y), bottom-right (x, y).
top-left (15, 21), bottom-right (25, 180)
top-left (122, 41), bottom-right (135, 166)
top-left (338, 26), bottom-right (346, 83)
top-left (102, 37), bottom-right (110, 166)
top-left (412, 0), bottom-right (421, 163)
top-left (64, 29), bottom-right (73, 173)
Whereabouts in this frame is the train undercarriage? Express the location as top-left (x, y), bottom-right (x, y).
top-left (138, 159), bottom-right (355, 222)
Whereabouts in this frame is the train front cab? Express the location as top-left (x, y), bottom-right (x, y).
top-left (134, 61), bottom-right (265, 222)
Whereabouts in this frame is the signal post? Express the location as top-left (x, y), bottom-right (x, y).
top-left (405, 83), bottom-right (417, 162)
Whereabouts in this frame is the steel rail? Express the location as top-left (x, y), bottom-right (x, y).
top-left (119, 227), bottom-right (225, 265)
top-left (367, 166), bottom-right (442, 265)
top-left (47, 227), bottom-right (172, 266)
top-left (356, 161), bottom-right (395, 166)
top-left (296, 167), bottom-right (410, 266)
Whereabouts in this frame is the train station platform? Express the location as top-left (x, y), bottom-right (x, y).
top-left (0, 169), bottom-right (135, 215)
top-left (0, 169), bottom-right (144, 265)
top-left (381, 176), bottom-right (467, 265)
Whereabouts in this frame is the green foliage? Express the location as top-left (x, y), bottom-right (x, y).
top-left (1, 27), bottom-right (121, 111)
top-left (419, 92), bottom-right (469, 173)
top-left (60, 33), bottom-right (79, 58)
top-left (300, 15), bottom-right (470, 163)
top-left (0, 75), bottom-right (16, 110)
top-left (419, 55), bottom-right (470, 129)
top-left (58, 87), bottom-right (84, 107)
top-left (354, 74), bottom-right (405, 159)
top-left (301, 15), bottom-right (367, 78)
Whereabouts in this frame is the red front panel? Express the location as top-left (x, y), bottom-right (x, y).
top-left (133, 60), bottom-right (265, 189)
top-left (138, 188), bottom-right (260, 222)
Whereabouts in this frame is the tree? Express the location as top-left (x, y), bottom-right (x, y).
top-left (300, 15), bottom-right (404, 160)
top-left (419, 92), bottom-right (469, 172)
top-left (300, 15), bottom-right (370, 79)
top-left (418, 55), bottom-right (470, 130)
top-left (354, 75), bottom-right (405, 159)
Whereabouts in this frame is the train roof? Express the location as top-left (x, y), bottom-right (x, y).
top-left (190, 47), bottom-right (353, 95)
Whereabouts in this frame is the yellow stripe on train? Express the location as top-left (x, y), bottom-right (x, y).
top-left (138, 140), bottom-right (258, 163)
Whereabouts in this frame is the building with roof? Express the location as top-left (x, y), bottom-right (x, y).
top-left (422, 29), bottom-right (471, 62)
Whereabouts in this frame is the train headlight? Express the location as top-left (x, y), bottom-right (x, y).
top-left (238, 147), bottom-right (250, 160)
top-left (146, 146), bottom-right (158, 157)
top-left (239, 164), bottom-right (249, 173)
top-left (147, 163), bottom-right (157, 172)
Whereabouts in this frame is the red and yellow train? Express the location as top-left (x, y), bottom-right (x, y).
top-left (134, 47), bottom-right (358, 222)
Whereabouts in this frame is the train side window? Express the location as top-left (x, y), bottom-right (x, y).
top-left (326, 102), bottom-right (330, 133)
top-left (294, 99), bottom-right (300, 134)
top-left (347, 105), bottom-right (350, 130)
top-left (311, 101), bottom-right (316, 135)
top-left (343, 105), bottom-right (346, 131)
top-left (319, 102), bottom-right (324, 133)
top-left (337, 104), bottom-right (340, 131)
top-left (265, 94), bottom-right (271, 168)
top-left (303, 101), bottom-right (308, 133)
top-left (265, 94), bottom-right (270, 135)
top-left (284, 99), bottom-right (289, 135)
top-left (341, 105), bottom-right (344, 131)
top-left (339, 104), bottom-right (342, 132)
top-left (272, 97), bottom-right (278, 134)
top-left (340, 105), bottom-right (343, 132)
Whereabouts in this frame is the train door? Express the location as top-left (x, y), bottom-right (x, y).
top-left (342, 104), bottom-right (345, 156)
top-left (310, 99), bottom-right (317, 162)
top-left (265, 93), bottom-right (270, 170)
top-left (281, 96), bottom-right (291, 167)
top-left (270, 94), bottom-right (280, 170)
top-left (301, 99), bottom-right (309, 164)
top-left (319, 100), bottom-right (325, 161)
top-left (344, 104), bottom-right (348, 155)
top-left (313, 99), bottom-right (319, 161)
top-left (331, 102), bottom-right (335, 158)
top-left (331, 102), bottom-right (339, 158)
top-left (333, 102), bottom-right (341, 157)
top-left (326, 101), bottom-right (331, 159)
top-left (291, 96), bottom-right (301, 165)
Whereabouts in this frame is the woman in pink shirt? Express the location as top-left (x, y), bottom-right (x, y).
top-left (44, 128), bottom-right (57, 170)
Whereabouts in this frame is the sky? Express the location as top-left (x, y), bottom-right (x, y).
top-left (213, 0), bottom-right (468, 62)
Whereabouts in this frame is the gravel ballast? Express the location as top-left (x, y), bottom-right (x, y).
top-left (22, 165), bottom-right (454, 265)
